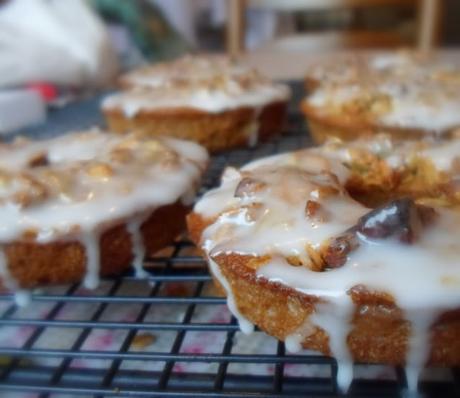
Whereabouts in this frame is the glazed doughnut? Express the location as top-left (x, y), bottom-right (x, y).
top-left (187, 134), bottom-right (460, 392)
top-left (0, 129), bottom-right (208, 304)
top-left (102, 55), bottom-right (290, 153)
top-left (302, 51), bottom-right (460, 143)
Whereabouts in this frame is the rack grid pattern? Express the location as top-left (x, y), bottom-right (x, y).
top-left (0, 87), bottom-right (458, 397)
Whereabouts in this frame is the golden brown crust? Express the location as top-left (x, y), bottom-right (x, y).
top-left (187, 212), bottom-right (460, 366)
top-left (5, 201), bottom-right (188, 289)
top-left (103, 101), bottom-right (287, 153)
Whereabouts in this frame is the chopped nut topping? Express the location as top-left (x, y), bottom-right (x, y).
top-left (145, 140), bottom-right (162, 151)
top-left (305, 243), bottom-right (324, 271)
top-left (357, 198), bottom-right (437, 243)
top-left (40, 170), bottom-right (73, 197)
top-left (309, 172), bottom-right (341, 199)
top-left (11, 174), bottom-right (48, 208)
top-left (86, 163), bottom-right (114, 180)
top-left (321, 231), bottom-right (359, 269)
top-left (159, 151), bottom-right (180, 169)
top-left (305, 200), bottom-right (320, 217)
top-left (28, 152), bottom-right (49, 168)
top-left (234, 177), bottom-right (267, 198)
top-left (305, 200), bottom-right (328, 223)
top-left (110, 148), bottom-right (133, 163)
top-left (320, 198), bottom-right (437, 270)
top-left (115, 137), bottom-right (138, 151)
top-left (312, 185), bottom-right (340, 199)
top-left (286, 256), bottom-right (303, 267)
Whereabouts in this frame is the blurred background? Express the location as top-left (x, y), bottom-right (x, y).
top-left (0, 0), bottom-right (457, 131)
top-left (1, 0), bottom-right (458, 84)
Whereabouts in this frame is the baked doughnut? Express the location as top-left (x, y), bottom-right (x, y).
top-left (187, 134), bottom-right (460, 392)
top-left (102, 55), bottom-right (290, 153)
top-left (0, 129), bottom-right (208, 304)
top-left (118, 54), bottom-right (256, 90)
top-left (301, 51), bottom-right (460, 143)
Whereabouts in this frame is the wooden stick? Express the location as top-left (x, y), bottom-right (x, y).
top-left (227, 0), bottom-right (246, 59)
top-left (418, 0), bottom-right (441, 53)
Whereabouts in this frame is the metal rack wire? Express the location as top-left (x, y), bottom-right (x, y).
top-left (0, 86), bottom-right (458, 397)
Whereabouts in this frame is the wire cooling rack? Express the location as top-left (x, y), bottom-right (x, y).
top-left (0, 85), bottom-right (459, 398)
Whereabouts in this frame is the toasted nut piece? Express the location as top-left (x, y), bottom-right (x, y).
top-left (12, 174), bottom-right (48, 208)
top-left (244, 255), bottom-right (271, 271)
top-left (321, 230), bottom-right (359, 270)
top-left (208, 74), bottom-right (228, 90)
top-left (320, 199), bottom-right (438, 270)
top-left (110, 148), bottom-right (133, 163)
top-left (235, 177), bottom-right (267, 198)
top-left (115, 137), bottom-right (139, 151)
top-left (159, 151), bottom-right (180, 169)
top-left (305, 200), bottom-right (328, 222)
top-left (357, 198), bottom-right (437, 244)
top-left (305, 243), bottom-right (324, 272)
top-left (41, 170), bottom-right (73, 197)
top-left (369, 94), bottom-right (392, 116)
top-left (305, 200), bottom-right (320, 217)
top-left (144, 140), bottom-right (167, 155)
top-left (310, 185), bottom-right (340, 200)
top-left (286, 256), bottom-right (303, 267)
top-left (86, 163), bottom-right (114, 179)
top-left (309, 172), bottom-right (341, 199)
top-left (28, 152), bottom-right (49, 168)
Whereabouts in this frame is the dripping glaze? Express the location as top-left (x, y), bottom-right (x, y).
top-left (0, 129), bottom-right (208, 305)
top-left (103, 54), bottom-right (289, 117)
top-left (193, 139), bottom-right (460, 393)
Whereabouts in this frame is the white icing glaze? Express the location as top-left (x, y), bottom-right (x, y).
top-left (307, 82), bottom-right (460, 132)
top-left (284, 321), bottom-right (311, 353)
top-left (102, 83), bottom-right (290, 117)
top-left (284, 294), bottom-right (354, 392)
top-left (194, 139), bottom-right (460, 392)
top-left (310, 299), bottom-right (354, 392)
top-left (0, 129), bottom-right (208, 295)
top-left (81, 231), bottom-right (100, 289)
top-left (104, 54), bottom-right (289, 116)
top-left (405, 310), bottom-right (436, 392)
top-left (0, 131), bottom-right (207, 242)
top-left (126, 214), bottom-right (149, 278)
top-left (305, 52), bottom-right (460, 133)
top-left (0, 248), bottom-right (31, 306)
